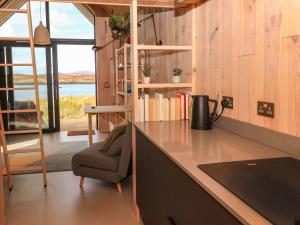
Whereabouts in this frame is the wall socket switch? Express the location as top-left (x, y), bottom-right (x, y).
top-left (222, 96), bottom-right (234, 109)
top-left (257, 101), bottom-right (275, 118)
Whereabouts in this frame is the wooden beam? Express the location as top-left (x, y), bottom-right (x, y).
top-left (33, 0), bottom-right (176, 8)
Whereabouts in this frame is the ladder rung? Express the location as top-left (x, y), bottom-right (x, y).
top-left (10, 165), bottom-right (43, 174)
top-left (8, 148), bottom-right (41, 154)
top-left (0, 63), bottom-right (33, 67)
top-left (0, 109), bottom-right (38, 113)
top-left (4, 129), bottom-right (39, 134)
top-left (0, 37), bottom-right (30, 41)
top-left (0, 87), bottom-right (34, 91)
top-left (0, 9), bottom-right (27, 13)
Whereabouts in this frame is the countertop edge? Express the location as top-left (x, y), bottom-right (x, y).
top-left (134, 122), bottom-right (273, 225)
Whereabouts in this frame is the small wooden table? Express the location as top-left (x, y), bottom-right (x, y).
top-left (84, 105), bottom-right (130, 146)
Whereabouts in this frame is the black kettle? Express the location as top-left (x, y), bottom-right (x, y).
top-left (191, 95), bottom-right (222, 130)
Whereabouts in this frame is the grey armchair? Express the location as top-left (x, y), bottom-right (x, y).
top-left (72, 123), bottom-right (132, 192)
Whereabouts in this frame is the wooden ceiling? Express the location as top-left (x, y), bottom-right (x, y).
top-left (34, 0), bottom-right (202, 8)
top-left (37, 0), bottom-right (174, 8)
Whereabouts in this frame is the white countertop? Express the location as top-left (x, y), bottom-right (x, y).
top-left (84, 105), bottom-right (130, 114)
top-left (135, 120), bottom-right (290, 225)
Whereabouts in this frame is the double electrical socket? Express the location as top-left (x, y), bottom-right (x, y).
top-left (257, 101), bottom-right (275, 118)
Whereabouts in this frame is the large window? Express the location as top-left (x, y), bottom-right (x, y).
top-left (0, 2), bottom-right (46, 37)
top-left (49, 3), bottom-right (94, 39)
top-left (0, 2), bottom-right (95, 132)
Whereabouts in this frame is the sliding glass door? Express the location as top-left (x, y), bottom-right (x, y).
top-left (0, 45), bottom-right (54, 132)
top-left (53, 44), bottom-right (96, 131)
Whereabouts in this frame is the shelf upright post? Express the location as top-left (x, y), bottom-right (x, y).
top-left (130, 0), bottom-right (140, 220)
top-left (115, 49), bottom-right (119, 105)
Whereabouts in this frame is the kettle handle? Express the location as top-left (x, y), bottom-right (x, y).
top-left (209, 99), bottom-right (218, 122)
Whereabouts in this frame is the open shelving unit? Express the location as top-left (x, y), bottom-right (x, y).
top-left (129, 0), bottom-right (197, 218)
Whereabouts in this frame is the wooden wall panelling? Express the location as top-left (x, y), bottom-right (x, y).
top-left (253, 0), bottom-right (281, 129)
top-left (194, 1), bottom-right (209, 95)
top-left (279, 36), bottom-right (300, 136)
top-left (193, 0), bottom-right (300, 138)
top-left (281, 0), bottom-right (300, 38)
top-left (237, 0), bottom-right (256, 56)
top-left (220, 0), bottom-right (238, 119)
top-left (94, 7), bottom-right (118, 132)
top-left (237, 55), bottom-right (254, 122)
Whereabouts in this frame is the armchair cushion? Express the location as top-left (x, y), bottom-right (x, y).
top-left (72, 143), bottom-right (120, 171)
top-left (106, 134), bottom-right (124, 156)
top-left (101, 124), bottom-right (126, 152)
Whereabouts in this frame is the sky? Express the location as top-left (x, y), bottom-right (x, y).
top-left (0, 2), bottom-right (95, 74)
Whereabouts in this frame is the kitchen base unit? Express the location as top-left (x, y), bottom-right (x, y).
top-left (136, 129), bottom-right (242, 225)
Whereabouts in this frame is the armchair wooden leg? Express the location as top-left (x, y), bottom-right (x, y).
top-left (80, 176), bottom-right (84, 187)
top-left (116, 183), bottom-right (122, 193)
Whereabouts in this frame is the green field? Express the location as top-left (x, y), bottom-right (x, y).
top-left (40, 95), bottom-right (96, 121)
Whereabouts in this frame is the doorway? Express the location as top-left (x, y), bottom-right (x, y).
top-left (52, 43), bottom-right (96, 132)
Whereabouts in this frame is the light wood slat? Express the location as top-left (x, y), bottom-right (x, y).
top-left (137, 45), bottom-right (193, 51)
top-left (8, 148), bottom-right (41, 154)
top-left (0, 63), bottom-right (32, 67)
top-left (0, 87), bottom-right (34, 91)
top-left (0, 109), bottom-right (37, 113)
top-left (4, 129), bottom-right (39, 135)
top-left (138, 83), bottom-right (193, 89)
top-left (0, 37), bottom-right (30, 41)
top-left (10, 165), bottom-right (42, 173)
top-left (0, 9), bottom-right (27, 13)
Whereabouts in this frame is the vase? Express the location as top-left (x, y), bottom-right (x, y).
top-left (172, 76), bottom-right (181, 83)
top-left (144, 77), bottom-right (151, 84)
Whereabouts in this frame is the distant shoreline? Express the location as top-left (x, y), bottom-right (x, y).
top-left (14, 74), bottom-right (95, 85)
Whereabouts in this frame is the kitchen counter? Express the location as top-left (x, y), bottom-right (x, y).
top-left (134, 120), bottom-right (290, 225)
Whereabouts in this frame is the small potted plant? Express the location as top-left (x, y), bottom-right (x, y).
top-left (109, 13), bottom-right (130, 44)
top-left (172, 68), bottom-right (182, 83)
top-left (109, 14), bottom-right (124, 39)
top-left (141, 65), bottom-right (152, 84)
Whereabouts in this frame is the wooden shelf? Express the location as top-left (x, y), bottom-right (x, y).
top-left (137, 45), bottom-right (192, 51)
top-left (117, 92), bottom-right (132, 96)
top-left (138, 83), bottom-right (193, 89)
top-left (175, 0), bottom-right (204, 8)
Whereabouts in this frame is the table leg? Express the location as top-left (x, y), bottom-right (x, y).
top-left (88, 114), bottom-right (93, 146)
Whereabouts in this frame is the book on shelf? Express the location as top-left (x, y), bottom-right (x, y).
top-left (137, 92), bottom-right (192, 122)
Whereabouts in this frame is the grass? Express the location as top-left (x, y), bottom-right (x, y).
top-left (40, 95), bottom-right (96, 121)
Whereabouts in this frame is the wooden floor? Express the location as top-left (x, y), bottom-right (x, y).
top-left (3, 172), bottom-right (143, 225)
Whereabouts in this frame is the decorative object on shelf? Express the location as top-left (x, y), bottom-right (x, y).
top-left (109, 13), bottom-right (130, 44)
top-left (141, 65), bottom-right (152, 84)
top-left (172, 68), bottom-right (183, 83)
top-left (34, 2), bottom-right (50, 45)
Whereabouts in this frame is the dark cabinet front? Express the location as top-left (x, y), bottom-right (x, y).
top-left (136, 130), bottom-right (242, 225)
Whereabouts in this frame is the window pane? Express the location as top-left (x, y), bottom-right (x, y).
top-left (49, 3), bottom-right (94, 39)
top-left (9, 47), bottom-right (49, 129)
top-left (57, 45), bottom-right (95, 131)
top-left (0, 2), bottom-right (46, 37)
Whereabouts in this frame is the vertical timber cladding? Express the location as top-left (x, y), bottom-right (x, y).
top-left (193, 0), bottom-right (300, 138)
top-left (94, 6), bottom-right (120, 132)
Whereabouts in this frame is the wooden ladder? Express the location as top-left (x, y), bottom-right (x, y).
top-left (0, 1), bottom-right (47, 190)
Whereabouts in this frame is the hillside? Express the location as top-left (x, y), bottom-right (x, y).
top-left (14, 73), bottom-right (95, 84)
